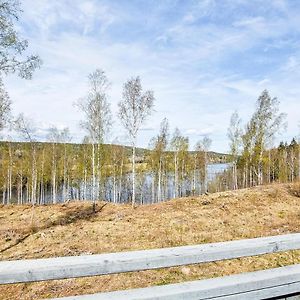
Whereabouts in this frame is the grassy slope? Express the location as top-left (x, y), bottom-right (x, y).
top-left (1, 183), bottom-right (300, 299)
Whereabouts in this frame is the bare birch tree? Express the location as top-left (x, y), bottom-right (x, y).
top-left (243, 90), bottom-right (286, 185)
top-left (47, 127), bottom-right (59, 204)
top-left (171, 128), bottom-right (189, 198)
top-left (227, 111), bottom-right (242, 190)
top-left (195, 136), bottom-right (211, 193)
top-left (13, 113), bottom-right (37, 226)
top-left (149, 118), bottom-right (169, 202)
top-left (47, 126), bottom-right (72, 203)
top-left (14, 113), bottom-right (38, 201)
top-left (75, 69), bottom-right (112, 208)
top-left (118, 76), bottom-right (154, 206)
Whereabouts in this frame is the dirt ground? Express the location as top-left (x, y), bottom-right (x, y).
top-left (1, 182), bottom-right (300, 299)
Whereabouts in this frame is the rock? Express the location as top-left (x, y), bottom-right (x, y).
top-left (201, 200), bottom-right (211, 205)
top-left (181, 267), bottom-right (191, 275)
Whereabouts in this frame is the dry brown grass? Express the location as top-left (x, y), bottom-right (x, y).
top-left (1, 182), bottom-right (300, 299)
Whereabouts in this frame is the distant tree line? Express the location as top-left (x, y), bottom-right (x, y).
top-left (0, 126), bottom-right (215, 205)
top-left (224, 90), bottom-right (299, 190)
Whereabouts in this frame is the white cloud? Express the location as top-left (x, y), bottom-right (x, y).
top-left (3, 0), bottom-right (300, 152)
top-left (185, 127), bottom-right (215, 136)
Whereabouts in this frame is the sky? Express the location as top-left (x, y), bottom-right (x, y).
top-left (3, 0), bottom-right (300, 152)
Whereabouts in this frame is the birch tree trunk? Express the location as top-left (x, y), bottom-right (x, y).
top-left (204, 151), bottom-right (208, 193)
top-left (118, 156), bottom-right (123, 203)
top-left (40, 149), bottom-right (44, 204)
top-left (132, 142), bottom-right (136, 206)
top-left (157, 159), bottom-right (162, 202)
top-left (20, 168), bottom-right (23, 204)
top-left (6, 169), bottom-right (10, 204)
top-left (8, 143), bottom-right (12, 204)
top-left (2, 185), bottom-right (6, 205)
top-left (31, 146), bottom-right (37, 205)
top-left (113, 167), bottom-right (116, 203)
top-left (92, 143), bottom-right (96, 202)
top-left (52, 146), bottom-right (56, 204)
top-left (152, 172), bottom-right (155, 203)
top-left (193, 156), bottom-right (196, 195)
top-left (97, 143), bottom-right (101, 200)
top-left (63, 145), bottom-right (67, 202)
top-left (268, 150), bottom-right (271, 184)
top-left (174, 153), bottom-right (178, 198)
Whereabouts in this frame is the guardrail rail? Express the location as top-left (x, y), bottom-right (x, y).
top-left (1, 233), bottom-right (300, 299)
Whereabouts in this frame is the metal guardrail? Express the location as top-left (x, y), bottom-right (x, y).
top-left (1, 233), bottom-right (300, 299)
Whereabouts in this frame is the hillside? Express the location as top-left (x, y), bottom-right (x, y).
top-left (0, 140), bottom-right (229, 162)
top-left (1, 183), bottom-right (300, 299)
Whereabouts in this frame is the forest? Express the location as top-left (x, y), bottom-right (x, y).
top-left (0, 1), bottom-right (300, 207)
top-left (0, 132), bottom-right (228, 205)
top-left (0, 86), bottom-right (299, 206)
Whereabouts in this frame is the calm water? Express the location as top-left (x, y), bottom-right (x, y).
top-left (66, 163), bottom-right (231, 204)
top-left (8, 163), bottom-right (231, 205)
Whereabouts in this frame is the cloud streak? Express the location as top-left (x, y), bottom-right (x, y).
top-left (3, 0), bottom-right (300, 152)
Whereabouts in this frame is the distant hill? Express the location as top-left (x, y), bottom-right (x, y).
top-left (0, 141), bottom-right (229, 163)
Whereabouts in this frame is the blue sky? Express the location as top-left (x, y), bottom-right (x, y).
top-left (4, 0), bottom-right (300, 152)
